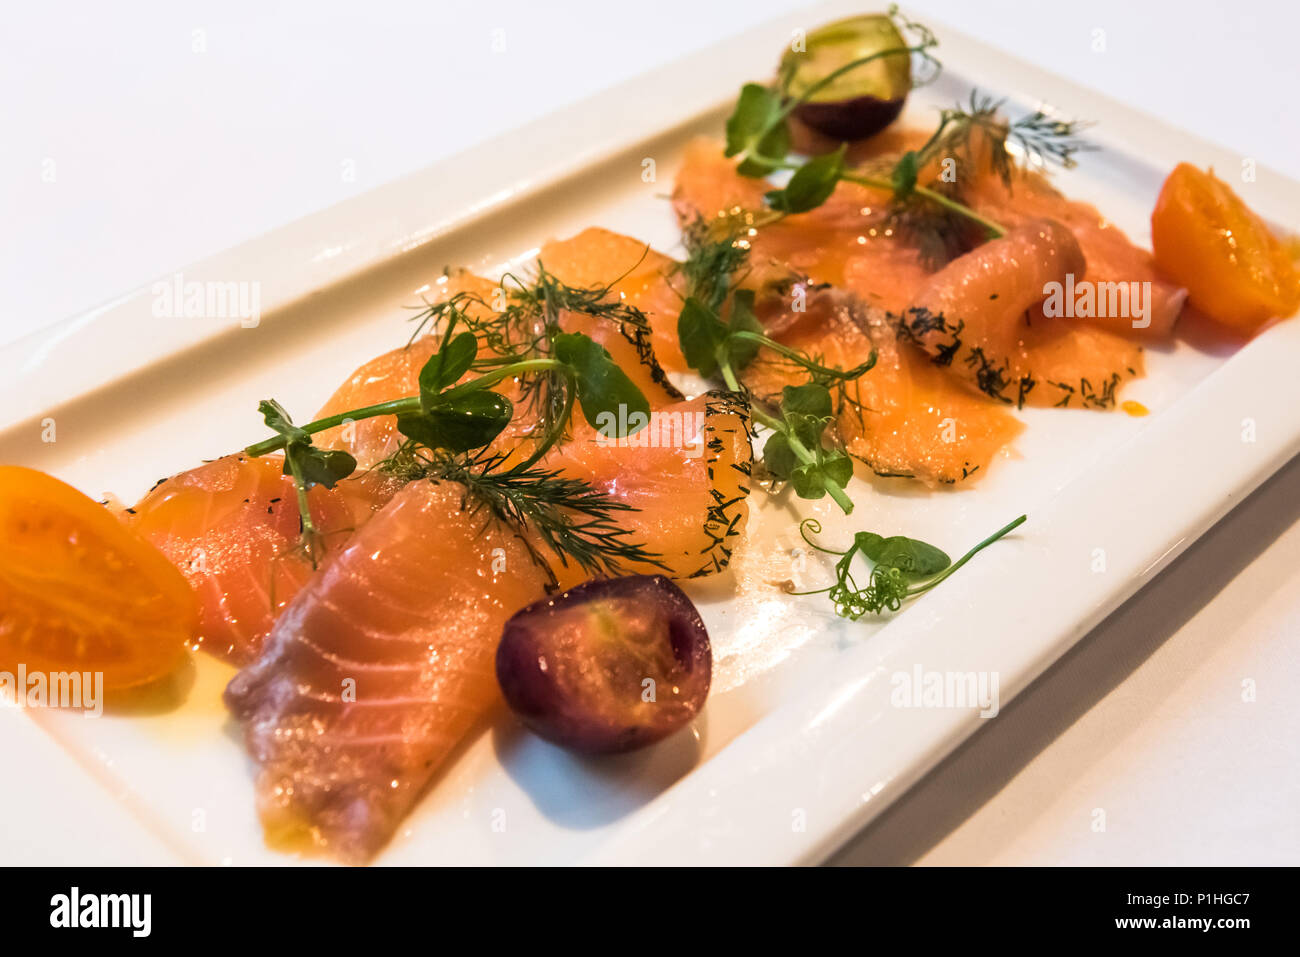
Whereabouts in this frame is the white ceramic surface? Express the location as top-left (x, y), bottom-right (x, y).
top-left (2, 0), bottom-right (1298, 865)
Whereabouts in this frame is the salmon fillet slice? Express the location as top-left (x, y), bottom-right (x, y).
top-left (224, 479), bottom-right (551, 863)
top-left (547, 392), bottom-right (754, 580)
top-left (969, 166), bottom-right (1186, 339)
top-left (741, 285), bottom-right (1023, 485)
top-left (540, 227), bottom-right (692, 373)
top-left (127, 455), bottom-right (394, 665)
top-left (674, 138), bottom-right (1023, 482)
top-left (903, 219), bottom-right (1144, 409)
top-left (224, 396), bottom-right (752, 861)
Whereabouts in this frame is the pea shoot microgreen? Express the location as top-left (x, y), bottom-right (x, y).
top-left (254, 399), bottom-right (357, 567)
top-left (245, 307), bottom-right (652, 563)
top-left (792, 514), bottom-right (1027, 618)
top-left (723, 7), bottom-right (1092, 244)
top-left (673, 222), bottom-right (873, 515)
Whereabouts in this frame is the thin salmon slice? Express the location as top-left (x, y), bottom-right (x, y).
top-left (541, 227), bottom-right (691, 373)
top-left (969, 166), bottom-right (1186, 339)
top-left (128, 455), bottom-right (395, 664)
top-left (224, 396), bottom-right (752, 861)
top-left (547, 393), bottom-right (753, 581)
top-left (224, 479), bottom-right (551, 863)
top-left (903, 219), bottom-right (1144, 409)
top-left (675, 139), bottom-right (1022, 482)
top-left (315, 263), bottom-right (683, 471)
top-left (742, 285), bottom-right (1023, 485)
top-left (674, 137), bottom-right (932, 314)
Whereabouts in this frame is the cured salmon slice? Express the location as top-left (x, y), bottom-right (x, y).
top-left (224, 396), bottom-right (752, 861)
top-left (224, 479), bottom-right (551, 863)
top-left (744, 285), bottom-right (1023, 486)
top-left (547, 393), bottom-right (753, 581)
top-left (675, 141), bottom-right (1145, 411)
top-left (673, 137), bottom-right (932, 314)
top-left (903, 219), bottom-right (1145, 409)
top-left (315, 262), bottom-right (683, 471)
top-left (128, 455), bottom-right (395, 664)
top-left (968, 166), bottom-right (1187, 339)
top-left (674, 139), bottom-right (1022, 482)
top-left (541, 227), bottom-right (691, 373)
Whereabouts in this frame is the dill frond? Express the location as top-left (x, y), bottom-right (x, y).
top-left (676, 216), bottom-right (754, 311)
top-left (432, 451), bottom-right (669, 587)
top-left (920, 90), bottom-right (1094, 188)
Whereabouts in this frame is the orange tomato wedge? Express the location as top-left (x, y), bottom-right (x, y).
top-left (1151, 162), bottom-right (1300, 334)
top-left (0, 466), bottom-right (197, 690)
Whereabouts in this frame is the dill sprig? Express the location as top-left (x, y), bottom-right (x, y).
top-left (400, 262), bottom-right (672, 469)
top-left (674, 216), bottom-right (755, 312)
top-left (917, 90), bottom-right (1095, 187)
top-left (408, 262), bottom-right (656, 363)
top-left (413, 449), bottom-right (669, 587)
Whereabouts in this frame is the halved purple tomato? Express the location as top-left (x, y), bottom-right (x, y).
top-left (495, 575), bottom-right (711, 754)
top-left (781, 13), bottom-right (913, 141)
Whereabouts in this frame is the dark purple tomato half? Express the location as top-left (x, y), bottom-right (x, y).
top-left (781, 13), bottom-right (912, 141)
top-left (495, 575), bottom-right (711, 754)
top-left (793, 95), bottom-right (906, 144)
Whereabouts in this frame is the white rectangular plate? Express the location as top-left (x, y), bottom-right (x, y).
top-left (4, 0), bottom-right (1299, 866)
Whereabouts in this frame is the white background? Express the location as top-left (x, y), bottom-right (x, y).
top-left (3, 1), bottom-right (1298, 864)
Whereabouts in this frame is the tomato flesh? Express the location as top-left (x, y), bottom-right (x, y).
top-left (0, 466), bottom-right (196, 690)
top-left (1152, 163), bottom-right (1299, 334)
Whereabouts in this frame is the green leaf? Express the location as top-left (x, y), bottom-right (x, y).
top-left (780, 382), bottom-right (833, 420)
top-left (724, 289), bottom-right (766, 368)
top-left (766, 145), bottom-right (847, 214)
top-left (725, 84), bottom-right (783, 159)
top-left (762, 431), bottom-right (797, 480)
top-left (677, 296), bottom-right (729, 378)
top-left (287, 446), bottom-right (357, 490)
top-left (765, 382), bottom-right (853, 502)
top-left (853, 531), bottom-right (885, 556)
top-left (397, 390), bottom-right (513, 453)
top-left (419, 331), bottom-right (477, 406)
top-left (863, 534), bottom-right (951, 576)
top-left (257, 399), bottom-right (308, 445)
top-left (790, 462), bottom-right (828, 499)
top-left (552, 331), bottom-right (651, 434)
top-left (890, 150), bottom-right (920, 200)
top-left (737, 120), bottom-right (792, 177)
top-left (783, 411), bottom-right (828, 450)
top-left (820, 449), bottom-right (854, 488)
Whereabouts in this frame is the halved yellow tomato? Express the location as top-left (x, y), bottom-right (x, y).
top-left (1152, 163), bottom-right (1300, 334)
top-left (0, 466), bottom-right (197, 690)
